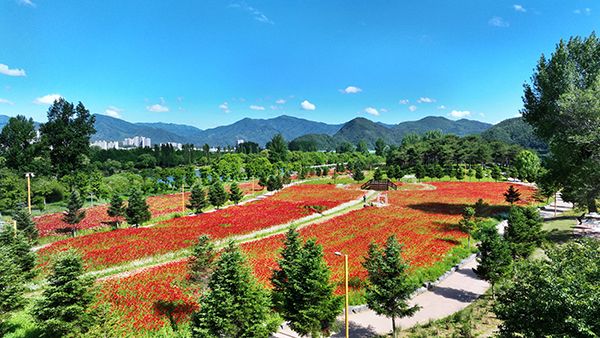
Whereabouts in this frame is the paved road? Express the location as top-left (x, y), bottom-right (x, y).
top-left (273, 192), bottom-right (574, 338)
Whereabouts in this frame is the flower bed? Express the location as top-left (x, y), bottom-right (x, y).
top-left (36, 185), bottom-right (364, 274)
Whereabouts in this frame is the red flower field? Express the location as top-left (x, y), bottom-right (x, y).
top-left (89, 182), bottom-right (535, 332)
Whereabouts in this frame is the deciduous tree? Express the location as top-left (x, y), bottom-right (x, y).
top-left (39, 98), bottom-right (96, 177)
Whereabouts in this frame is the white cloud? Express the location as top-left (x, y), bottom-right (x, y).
top-left (176, 97), bottom-right (183, 102)
top-left (250, 105), bottom-right (265, 110)
top-left (269, 106), bottom-right (282, 110)
top-left (489, 16), bottom-right (509, 27)
top-left (32, 94), bottom-right (62, 105)
top-left (108, 106), bottom-right (123, 112)
top-left (229, 2), bottom-right (274, 24)
top-left (0, 98), bottom-right (14, 105)
top-left (159, 97), bottom-right (166, 105)
top-left (364, 107), bottom-right (380, 116)
top-left (399, 99), bottom-right (409, 105)
top-left (146, 104), bottom-right (169, 113)
top-left (16, 0), bottom-right (35, 7)
top-left (339, 86), bottom-right (362, 94)
top-left (417, 97), bottom-right (436, 103)
top-left (574, 8), bottom-right (591, 15)
top-left (513, 4), bottom-right (526, 12)
top-left (447, 110), bottom-right (471, 118)
top-left (409, 105), bottom-right (418, 112)
top-left (178, 107), bottom-right (185, 111)
top-left (437, 105), bottom-right (447, 109)
top-left (276, 99), bottom-right (287, 104)
top-left (479, 112), bottom-right (485, 117)
top-left (0, 63), bottom-right (26, 76)
top-left (380, 108), bottom-right (388, 113)
top-left (219, 102), bottom-right (231, 114)
top-left (104, 109), bottom-right (123, 119)
top-left (301, 100), bottom-right (316, 110)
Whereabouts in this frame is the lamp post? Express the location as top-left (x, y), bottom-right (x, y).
top-left (24, 172), bottom-right (34, 213)
top-left (335, 251), bottom-right (349, 338)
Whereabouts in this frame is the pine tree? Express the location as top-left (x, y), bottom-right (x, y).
top-left (187, 184), bottom-right (208, 213)
top-left (415, 163), bottom-right (426, 182)
top-left (504, 185), bottom-right (522, 205)
top-left (258, 175), bottom-right (268, 190)
top-left (187, 235), bottom-right (218, 295)
top-left (208, 180), bottom-right (228, 209)
top-left (459, 206), bottom-right (482, 247)
top-left (0, 227), bottom-right (36, 282)
top-left (228, 182), bottom-right (243, 205)
top-left (13, 206), bottom-right (38, 243)
top-left (107, 193), bottom-right (125, 228)
top-left (353, 168), bottom-right (365, 182)
top-left (125, 187), bottom-right (151, 227)
top-left (504, 206), bottom-right (545, 260)
top-left (491, 165), bottom-right (503, 182)
top-left (271, 228), bottom-right (342, 337)
top-left (0, 245), bottom-right (26, 326)
top-left (362, 235), bottom-right (421, 337)
top-left (456, 166), bottom-right (465, 180)
top-left (266, 175), bottom-right (279, 192)
top-left (190, 241), bottom-right (280, 337)
top-left (61, 190), bottom-right (86, 237)
top-left (475, 165), bottom-right (484, 181)
top-left (472, 226), bottom-right (512, 297)
top-left (373, 167), bottom-right (383, 180)
top-left (32, 251), bottom-right (97, 338)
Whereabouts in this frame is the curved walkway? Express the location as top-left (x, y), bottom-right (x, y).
top-left (273, 193), bottom-right (574, 338)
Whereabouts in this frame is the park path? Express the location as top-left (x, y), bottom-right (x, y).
top-left (273, 192), bottom-right (574, 338)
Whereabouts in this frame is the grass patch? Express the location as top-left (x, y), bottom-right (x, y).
top-left (398, 290), bottom-right (500, 337)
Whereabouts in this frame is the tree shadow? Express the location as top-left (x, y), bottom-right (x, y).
top-left (153, 299), bottom-right (197, 332)
top-left (431, 285), bottom-right (482, 304)
top-left (407, 202), bottom-right (466, 216)
top-left (330, 320), bottom-right (380, 338)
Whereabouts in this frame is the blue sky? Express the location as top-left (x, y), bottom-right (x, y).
top-left (0, 1), bottom-right (598, 130)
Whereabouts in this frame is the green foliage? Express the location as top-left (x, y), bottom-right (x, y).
top-left (504, 206), bottom-right (545, 260)
top-left (187, 235), bottom-right (218, 295)
top-left (124, 187), bottom-right (151, 227)
top-left (373, 167), bottom-right (383, 180)
top-left (190, 241), bottom-right (280, 338)
top-left (353, 168), bottom-right (365, 182)
top-left (228, 182), bottom-right (243, 205)
top-left (356, 140), bottom-right (369, 155)
top-left (458, 206), bottom-right (482, 247)
top-left (60, 190), bottom-right (86, 237)
top-left (187, 184), bottom-right (208, 214)
top-left (0, 168), bottom-right (25, 211)
top-left (0, 115), bottom-right (40, 172)
top-left (107, 193), bottom-right (125, 228)
top-left (32, 251), bottom-right (98, 338)
top-left (267, 133), bottom-right (289, 163)
top-left (472, 226), bottom-right (512, 297)
top-left (39, 98), bottom-right (96, 177)
top-left (514, 150), bottom-right (540, 182)
top-left (374, 137), bottom-right (387, 157)
top-left (0, 245), bottom-right (26, 329)
top-left (208, 180), bottom-right (228, 209)
top-left (495, 238), bottom-right (600, 337)
top-left (271, 229), bottom-right (342, 337)
top-left (522, 32), bottom-right (600, 212)
top-left (491, 164), bottom-right (503, 182)
top-left (503, 185), bottom-right (521, 205)
top-left (266, 175), bottom-right (283, 192)
top-left (13, 206), bottom-right (38, 243)
top-left (362, 235), bottom-right (421, 337)
top-left (336, 141), bottom-right (355, 154)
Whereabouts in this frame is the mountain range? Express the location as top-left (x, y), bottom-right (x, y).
top-left (0, 113), bottom-right (545, 151)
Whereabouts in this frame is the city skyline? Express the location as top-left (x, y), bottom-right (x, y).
top-left (1, 1), bottom-right (598, 130)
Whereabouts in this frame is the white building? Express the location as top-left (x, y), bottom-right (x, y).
top-left (124, 136), bottom-right (151, 148)
top-left (91, 140), bottom-right (119, 150)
